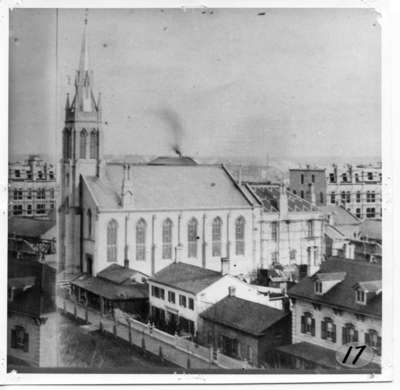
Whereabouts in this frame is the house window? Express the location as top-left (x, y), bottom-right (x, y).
top-left (311, 174), bottom-right (315, 183)
top-left (366, 208), bottom-right (376, 218)
top-left (80, 129), bottom-right (88, 158)
top-left (13, 189), bottom-right (18, 200)
top-left (289, 249), bottom-right (296, 262)
top-left (38, 171), bottom-right (43, 179)
top-left (87, 209), bottom-right (92, 238)
top-left (367, 172), bottom-right (373, 180)
top-left (320, 192), bottom-right (324, 204)
top-left (342, 173), bottom-right (348, 183)
top-left (27, 189), bottom-right (32, 199)
top-left (168, 291), bottom-right (175, 304)
top-left (321, 318), bottom-right (336, 342)
top-left (271, 221), bottom-right (278, 241)
top-left (235, 216), bottom-right (245, 255)
top-left (300, 190), bottom-right (304, 199)
top-left (356, 191), bottom-right (361, 203)
top-left (212, 217), bottom-right (222, 256)
top-left (188, 298), bottom-right (194, 310)
top-left (346, 191), bottom-right (351, 203)
top-left (179, 294), bottom-right (187, 308)
top-left (187, 218), bottom-right (198, 258)
top-left (307, 220), bottom-right (314, 238)
top-left (151, 286), bottom-right (165, 300)
top-left (162, 218), bottom-right (173, 259)
top-left (13, 205), bottom-right (23, 215)
top-left (355, 173), bottom-right (360, 182)
top-left (15, 169), bottom-right (20, 178)
top-left (36, 204), bottom-right (46, 214)
top-left (107, 219), bottom-right (118, 262)
top-left (11, 326), bottom-right (29, 352)
top-left (90, 130), bottom-right (98, 159)
top-left (341, 191), bottom-right (346, 203)
top-left (301, 174), bottom-right (304, 184)
top-left (37, 188), bottom-right (45, 199)
top-left (365, 329), bottom-right (381, 355)
top-left (329, 173), bottom-right (335, 183)
top-left (342, 323), bottom-right (358, 345)
top-left (27, 204), bottom-right (32, 215)
top-left (301, 312), bottom-right (315, 335)
top-left (219, 335), bottom-right (241, 359)
top-left (271, 251), bottom-right (278, 264)
top-left (50, 189), bottom-right (55, 199)
top-left (370, 191), bottom-right (376, 203)
top-left (314, 281), bottom-right (322, 294)
top-left (355, 289), bottom-right (366, 305)
top-left (49, 171), bottom-right (54, 180)
top-left (356, 208), bottom-right (361, 218)
top-left (136, 219), bottom-right (147, 261)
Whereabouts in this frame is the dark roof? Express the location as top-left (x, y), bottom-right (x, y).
top-left (8, 216), bottom-right (55, 238)
top-left (84, 164), bottom-right (252, 210)
top-left (8, 255), bottom-right (55, 318)
top-left (148, 156), bottom-right (198, 166)
top-left (315, 272), bottom-right (346, 282)
top-left (249, 184), bottom-right (319, 212)
top-left (71, 274), bottom-right (148, 301)
top-left (149, 262), bottom-right (222, 294)
top-left (200, 296), bottom-right (288, 337)
top-left (97, 263), bottom-right (144, 285)
top-left (288, 257), bottom-right (381, 318)
top-left (8, 238), bottom-right (37, 256)
top-left (276, 342), bottom-right (380, 372)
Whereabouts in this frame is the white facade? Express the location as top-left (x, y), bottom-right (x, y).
top-left (292, 299), bottom-right (381, 365)
top-left (148, 274), bottom-right (282, 332)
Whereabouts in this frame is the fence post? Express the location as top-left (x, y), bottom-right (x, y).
top-left (73, 303), bottom-right (77, 319)
top-left (141, 337), bottom-right (146, 354)
top-left (113, 321), bottom-right (117, 337)
top-left (99, 320), bottom-right (103, 333)
top-left (128, 320), bottom-right (132, 345)
top-left (187, 357), bottom-right (191, 369)
top-left (159, 346), bottom-right (164, 363)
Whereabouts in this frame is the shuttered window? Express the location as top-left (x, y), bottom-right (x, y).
top-left (321, 317), bottom-right (336, 343)
top-left (342, 323), bottom-right (358, 345)
top-left (300, 312), bottom-right (315, 336)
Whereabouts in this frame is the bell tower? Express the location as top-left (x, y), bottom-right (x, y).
top-left (59, 12), bottom-right (103, 273)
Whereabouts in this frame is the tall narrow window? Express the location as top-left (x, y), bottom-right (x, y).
top-left (162, 218), bottom-right (173, 259)
top-left (87, 209), bottom-right (92, 238)
top-left (212, 217), bottom-right (222, 257)
top-left (90, 130), bottom-right (98, 159)
top-left (235, 216), bottom-right (245, 255)
top-left (80, 129), bottom-right (88, 158)
top-left (271, 221), bottom-right (278, 241)
top-left (307, 220), bottom-right (314, 238)
top-left (107, 219), bottom-right (118, 262)
top-left (136, 219), bottom-right (147, 261)
top-left (188, 218), bottom-right (198, 258)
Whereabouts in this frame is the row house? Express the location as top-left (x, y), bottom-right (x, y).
top-left (274, 257), bottom-right (381, 371)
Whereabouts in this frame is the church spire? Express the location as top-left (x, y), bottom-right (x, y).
top-left (78, 10), bottom-right (89, 74)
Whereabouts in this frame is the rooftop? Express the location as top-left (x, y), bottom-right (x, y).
top-left (8, 216), bottom-right (56, 239)
top-left (288, 257), bottom-right (381, 318)
top-left (359, 219), bottom-right (382, 242)
top-left (97, 263), bottom-right (148, 285)
top-left (84, 163), bottom-right (252, 210)
top-left (249, 184), bottom-right (319, 212)
top-left (200, 296), bottom-right (288, 337)
top-left (148, 156), bottom-right (197, 166)
top-left (149, 262), bottom-right (223, 294)
top-left (320, 205), bottom-right (360, 226)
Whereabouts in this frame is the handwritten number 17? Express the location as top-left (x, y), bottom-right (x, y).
top-left (342, 345), bottom-right (366, 365)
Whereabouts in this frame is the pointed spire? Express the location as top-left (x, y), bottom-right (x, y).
top-left (79, 9), bottom-right (90, 74)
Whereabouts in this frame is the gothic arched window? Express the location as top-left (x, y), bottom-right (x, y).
top-left (162, 218), bottom-right (173, 259)
top-left (212, 217), bottom-right (222, 257)
top-left (87, 209), bottom-right (92, 238)
top-left (80, 129), bottom-right (88, 159)
top-left (188, 218), bottom-right (198, 258)
top-left (90, 129), bottom-right (98, 159)
top-left (235, 216), bottom-right (245, 255)
top-left (107, 219), bottom-right (118, 262)
top-left (136, 219), bottom-right (147, 261)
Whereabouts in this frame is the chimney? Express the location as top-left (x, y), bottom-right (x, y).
top-left (228, 285), bottom-right (236, 297)
top-left (279, 183), bottom-right (288, 219)
top-left (175, 244), bottom-right (183, 263)
top-left (221, 257), bottom-right (230, 275)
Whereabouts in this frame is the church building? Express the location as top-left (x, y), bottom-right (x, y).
top-left (58, 17), bottom-right (261, 280)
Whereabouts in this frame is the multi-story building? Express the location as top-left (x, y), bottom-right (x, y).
top-left (274, 257), bottom-right (381, 370)
top-left (8, 155), bottom-right (56, 218)
top-left (326, 163), bottom-right (382, 220)
top-left (289, 167), bottom-right (327, 206)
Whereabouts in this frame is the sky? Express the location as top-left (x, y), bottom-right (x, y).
top-left (9, 8), bottom-right (381, 164)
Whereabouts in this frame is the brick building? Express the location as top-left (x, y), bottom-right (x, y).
top-left (8, 155), bottom-right (56, 217)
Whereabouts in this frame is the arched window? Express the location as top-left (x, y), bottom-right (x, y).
top-left (235, 216), bottom-right (245, 255)
top-left (87, 209), bottom-right (92, 238)
top-left (80, 129), bottom-right (88, 159)
top-left (212, 217), bottom-right (222, 257)
top-left (136, 219), bottom-right (147, 261)
top-left (187, 218), bottom-right (198, 258)
top-left (162, 218), bottom-right (173, 259)
top-left (90, 130), bottom-right (98, 159)
top-left (63, 129), bottom-right (72, 159)
top-left (107, 219), bottom-right (118, 262)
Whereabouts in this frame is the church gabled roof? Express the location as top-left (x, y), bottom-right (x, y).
top-left (82, 163), bottom-right (253, 211)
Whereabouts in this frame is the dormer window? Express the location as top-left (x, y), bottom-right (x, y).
top-left (315, 281), bottom-right (323, 295)
top-left (355, 289), bottom-right (366, 305)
